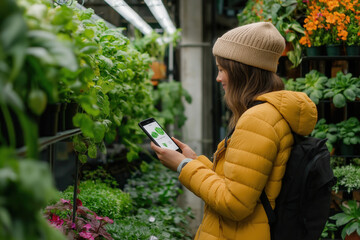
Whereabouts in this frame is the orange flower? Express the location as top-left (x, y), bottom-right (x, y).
top-left (327, 1), bottom-right (340, 11)
top-left (326, 14), bottom-right (337, 24)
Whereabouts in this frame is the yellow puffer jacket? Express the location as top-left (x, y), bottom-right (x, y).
top-left (179, 90), bottom-right (318, 240)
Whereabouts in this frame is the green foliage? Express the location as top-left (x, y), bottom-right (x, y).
top-left (320, 220), bottom-right (338, 239)
top-left (332, 165), bottom-right (360, 193)
top-left (0, 148), bottom-right (65, 240)
top-left (330, 200), bottom-right (360, 239)
top-left (324, 72), bottom-right (360, 108)
top-left (311, 118), bottom-right (338, 152)
top-left (108, 160), bottom-right (194, 240)
top-left (336, 117), bottom-right (360, 146)
top-left (58, 180), bottom-right (132, 220)
top-left (82, 166), bottom-right (119, 188)
top-left (284, 70), bottom-right (360, 108)
top-left (151, 81), bottom-right (192, 131)
top-left (107, 206), bottom-right (194, 240)
top-left (295, 70), bottom-right (328, 104)
top-left (124, 161), bottom-right (182, 208)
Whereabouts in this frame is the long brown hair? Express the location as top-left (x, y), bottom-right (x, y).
top-left (216, 56), bottom-right (284, 130)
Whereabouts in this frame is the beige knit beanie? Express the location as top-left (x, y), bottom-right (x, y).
top-left (213, 22), bottom-right (285, 72)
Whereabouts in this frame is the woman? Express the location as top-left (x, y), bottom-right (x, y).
top-left (150, 22), bottom-right (318, 240)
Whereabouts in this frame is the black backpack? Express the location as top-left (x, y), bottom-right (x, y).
top-left (260, 134), bottom-right (337, 240)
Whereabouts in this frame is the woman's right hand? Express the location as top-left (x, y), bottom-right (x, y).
top-left (172, 137), bottom-right (197, 159)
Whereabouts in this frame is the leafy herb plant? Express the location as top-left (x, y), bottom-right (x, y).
top-left (311, 118), bottom-right (338, 152)
top-left (295, 70), bottom-right (328, 104)
top-left (58, 180), bottom-right (133, 220)
top-left (332, 165), bottom-right (360, 193)
top-left (336, 117), bottom-right (360, 146)
top-left (330, 200), bottom-right (360, 239)
top-left (324, 72), bottom-right (360, 108)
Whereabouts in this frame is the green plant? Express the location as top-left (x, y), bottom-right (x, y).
top-left (336, 117), bottom-right (360, 146)
top-left (132, 29), bottom-right (181, 62)
top-left (124, 161), bottom-right (182, 208)
top-left (151, 81), bottom-right (192, 132)
top-left (332, 165), bottom-right (360, 193)
top-left (44, 198), bottom-right (114, 240)
top-left (330, 200), bottom-right (360, 239)
top-left (107, 206), bottom-right (194, 240)
top-left (58, 180), bottom-right (133, 220)
top-left (324, 72), bottom-right (360, 108)
top-left (330, 156), bottom-right (347, 168)
top-left (82, 166), bottom-right (118, 188)
top-left (0, 148), bottom-right (65, 240)
top-left (311, 118), bottom-right (338, 152)
top-left (320, 220), bottom-right (338, 239)
top-left (346, 12), bottom-right (360, 46)
top-left (295, 70), bottom-right (328, 104)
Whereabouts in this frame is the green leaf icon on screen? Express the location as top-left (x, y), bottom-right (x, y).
top-left (151, 132), bottom-right (159, 138)
top-left (162, 143), bottom-right (168, 147)
top-left (155, 127), bottom-right (165, 135)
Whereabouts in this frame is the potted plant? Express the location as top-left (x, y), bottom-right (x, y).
top-left (324, 72), bottom-right (360, 108)
top-left (295, 70), bottom-right (328, 104)
top-left (311, 118), bottom-right (338, 153)
top-left (299, 0), bottom-right (354, 56)
top-left (335, 117), bottom-right (360, 155)
top-left (332, 165), bottom-right (360, 194)
top-left (345, 12), bottom-right (360, 56)
top-left (330, 200), bottom-right (360, 240)
top-left (320, 220), bottom-right (338, 240)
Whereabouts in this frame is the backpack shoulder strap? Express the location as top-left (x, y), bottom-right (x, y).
top-left (260, 190), bottom-right (276, 224)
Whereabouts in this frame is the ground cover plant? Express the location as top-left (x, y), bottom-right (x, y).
top-left (44, 160), bottom-right (194, 239)
top-left (108, 161), bottom-right (194, 240)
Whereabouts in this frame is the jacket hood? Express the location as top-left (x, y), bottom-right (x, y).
top-left (256, 90), bottom-right (318, 136)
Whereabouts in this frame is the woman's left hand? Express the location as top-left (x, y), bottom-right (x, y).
top-left (150, 142), bottom-right (187, 171)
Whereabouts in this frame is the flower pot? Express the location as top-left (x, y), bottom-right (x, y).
top-left (340, 143), bottom-right (354, 156)
top-left (150, 61), bottom-right (166, 80)
top-left (346, 45), bottom-right (360, 56)
top-left (345, 232), bottom-right (360, 240)
top-left (282, 41), bottom-right (293, 56)
top-left (326, 44), bottom-right (343, 56)
top-left (306, 46), bottom-right (324, 56)
top-left (38, 103), bottom-right (61, 137)
top-left (353, 190), bottom-right (360, 201)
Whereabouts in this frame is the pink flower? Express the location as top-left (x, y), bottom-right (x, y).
top-left (60, 199), bottom-right (71, 204)
top-left (79, 231), bottom-right (94, 240)
top-left (71, 223), bottom-right (76, 229)
top-left (103, 216), bottom-right (114, 224)
top-left (96, 215), bottom-right (113, 224)
top-left (49, 214), bottom-right (64, 229)
top-left (83, 224), bottom-right (92, 231)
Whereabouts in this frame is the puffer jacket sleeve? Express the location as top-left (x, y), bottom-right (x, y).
top-left (178, 111), bottom-right (280, 221)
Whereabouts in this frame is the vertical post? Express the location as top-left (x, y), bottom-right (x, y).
top-left (72, 156), bottom-right (79, 223)
top-left (49, 144), bottom-right (54, 174)
top-left (178, 0), bottom-right (204, 235)
top-left (168, 42), bottom-right (174, 82)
